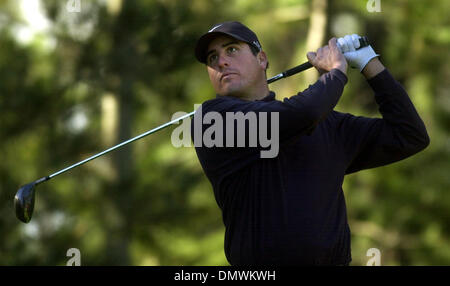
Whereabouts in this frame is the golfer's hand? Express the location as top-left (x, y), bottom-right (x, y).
top-left (337, 34), bottom-right (379, 72)
top-left (307, 38), bottom-right (348, 76)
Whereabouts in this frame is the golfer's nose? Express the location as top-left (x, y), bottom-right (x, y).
top-left (217, 53), bottom-right (230, 69)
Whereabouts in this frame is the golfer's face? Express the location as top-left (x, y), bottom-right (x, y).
top-left (206, 36), bottom-right (262, 98)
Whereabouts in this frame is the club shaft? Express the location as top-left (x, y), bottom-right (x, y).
top-left (267, 62), bottom-right (313, 84)
top-left (49, 111), bottom-right (195, 179)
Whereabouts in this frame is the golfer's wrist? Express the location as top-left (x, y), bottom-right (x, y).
top-left (362, 58), bottom-right (384, 79)
top-left (332, 63), bottom-right (347, 76)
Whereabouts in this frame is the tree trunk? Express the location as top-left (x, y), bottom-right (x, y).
top-left (282, 0), bottom-right (328, 95)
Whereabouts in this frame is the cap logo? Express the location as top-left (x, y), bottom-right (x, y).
top-left (253, 41), bottom-right (261, 50)
top-left (208, 24), bottom-right (223, 33)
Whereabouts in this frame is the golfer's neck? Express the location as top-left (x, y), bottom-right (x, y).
top-left (241, 82), bottom-right (270, 101)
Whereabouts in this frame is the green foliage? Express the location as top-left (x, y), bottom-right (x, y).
top-left (0, 0), bottom-right (448, 265)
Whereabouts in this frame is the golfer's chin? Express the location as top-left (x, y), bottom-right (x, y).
top-left (218, 82), bottom-right (247, 99)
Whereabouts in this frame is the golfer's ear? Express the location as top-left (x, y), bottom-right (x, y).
top-left (257, 51), bottom-right (268, 70)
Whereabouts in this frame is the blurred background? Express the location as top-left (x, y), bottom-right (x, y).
top-left (0, 0), bottom-right (448, 266)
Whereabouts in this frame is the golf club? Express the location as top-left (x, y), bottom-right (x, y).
top-left (14, 36), bottom-right (369, 223)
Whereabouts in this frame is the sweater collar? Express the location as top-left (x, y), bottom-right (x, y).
top-left (215, 91), bottom-right (276, 102)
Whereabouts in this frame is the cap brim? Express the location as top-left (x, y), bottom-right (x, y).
top-left (194, 31), bottom-right (250, 64)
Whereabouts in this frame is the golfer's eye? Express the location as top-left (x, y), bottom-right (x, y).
top-left (208, 54), bottom-right (218, 65)
top-left (227, 46), bottom-right (238, 55)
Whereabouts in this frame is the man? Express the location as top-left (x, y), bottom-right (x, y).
top-left (191, 21), bottom-right (429, 265)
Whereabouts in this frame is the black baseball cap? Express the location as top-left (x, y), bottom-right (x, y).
top-left (195, 21), bottom-right (262, 64)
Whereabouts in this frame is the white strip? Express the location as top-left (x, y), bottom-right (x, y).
top-left (208, 24), bottom-right (223, 32)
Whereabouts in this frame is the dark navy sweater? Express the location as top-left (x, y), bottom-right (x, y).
top-left (191, 69), bottom-right (429, 265)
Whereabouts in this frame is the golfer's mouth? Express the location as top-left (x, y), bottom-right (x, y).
top-left (221, 72), bottom-right (238, 81)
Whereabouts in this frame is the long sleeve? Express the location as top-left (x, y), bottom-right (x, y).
top-left (337, 69), bottom-right (430, 174)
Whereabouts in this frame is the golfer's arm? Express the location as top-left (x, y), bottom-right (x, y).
top-left (345, 69), bottom-right (430, 174)
top-left (271, 68), bottom-right (348, 140)
top-left (281, 68), bottom-right (347, 127)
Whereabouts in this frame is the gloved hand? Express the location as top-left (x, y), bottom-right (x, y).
top-left (337, 34), bottom-right (379, 72)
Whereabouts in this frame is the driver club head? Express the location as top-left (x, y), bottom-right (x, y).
top-left (14, 182), bottom-right (37, 223)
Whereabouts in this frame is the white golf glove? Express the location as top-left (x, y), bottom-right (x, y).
top-left (337, 34), bottom-right (379, 72)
